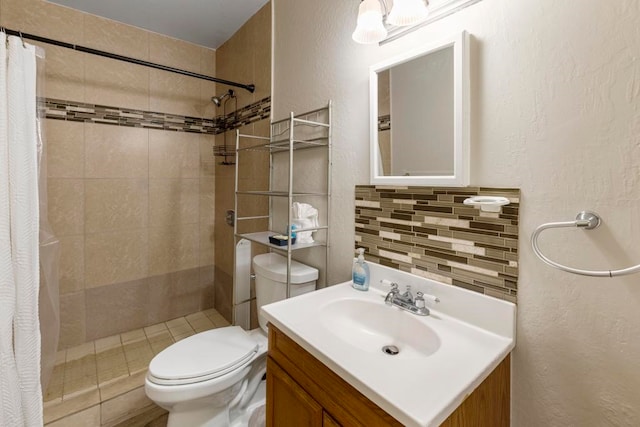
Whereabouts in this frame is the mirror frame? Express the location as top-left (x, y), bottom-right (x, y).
top-left (369, 30), bottom-right (470, 186)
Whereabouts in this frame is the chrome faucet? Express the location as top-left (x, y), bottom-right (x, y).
top-left (397, 284), bottom-right (414, 305)
top-left (383, 282), bottom-right (439, 316)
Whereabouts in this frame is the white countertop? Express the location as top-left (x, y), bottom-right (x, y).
top-left (261, 261), bottom-right (516, 427)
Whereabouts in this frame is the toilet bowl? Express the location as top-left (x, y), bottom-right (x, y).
top-left (145, 253), bottom-right (318, 427)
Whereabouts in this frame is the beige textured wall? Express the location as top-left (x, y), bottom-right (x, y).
top-left (274, 0), bottom-right (640, 425)
top-left (214, 3), bottom-right (271, 324)
top-left (0, 0), bottom-right (218, 348)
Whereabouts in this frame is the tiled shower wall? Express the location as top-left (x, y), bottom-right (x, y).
top-left (0, 0), bottom-right (220, 348)
top-left (355, 186), bottom-right (519, 302)
top-left (214, 4), bottom-right (272, 325)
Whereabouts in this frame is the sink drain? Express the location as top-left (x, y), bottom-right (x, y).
top-left (382, 345), bottom-right (399, 355)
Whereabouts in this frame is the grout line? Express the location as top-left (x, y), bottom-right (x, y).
top-left (49, 307), bottom-right (224, 420)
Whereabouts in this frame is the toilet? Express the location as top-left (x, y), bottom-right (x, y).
top-left (145, 253), bottom-right (318, 427)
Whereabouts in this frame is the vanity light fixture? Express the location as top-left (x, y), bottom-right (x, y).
top-left (352, 0), bottom-right (388, 44)
top-left (388, 0), bottom-right (430, 26)
top-left (352, 0), bottom-right (429, 44)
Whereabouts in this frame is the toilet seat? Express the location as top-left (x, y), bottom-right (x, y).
top-left (148, 326), bottom-right (259, 386)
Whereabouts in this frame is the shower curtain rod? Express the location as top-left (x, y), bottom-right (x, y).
top-left (2, 27), bottom-right (256, 93)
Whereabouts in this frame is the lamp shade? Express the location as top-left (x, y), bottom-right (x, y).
top-left (387, 0), bottom-right (429, 26)
top-left (352, 0), bottom-right (388, 44)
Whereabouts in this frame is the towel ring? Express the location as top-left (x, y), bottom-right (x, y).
top-left (531, 211), bottom-right (640, 277)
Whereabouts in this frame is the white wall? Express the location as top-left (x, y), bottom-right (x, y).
top-left (273, 0), bottom-right (640, 425)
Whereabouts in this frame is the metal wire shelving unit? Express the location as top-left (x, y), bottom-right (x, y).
top-left (234, 101), bottom-right (332, 299)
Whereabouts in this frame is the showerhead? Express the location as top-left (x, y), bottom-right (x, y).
top-left (211, 89), bottom-right (235, 107)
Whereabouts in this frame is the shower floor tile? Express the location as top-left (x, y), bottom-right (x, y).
top-left (44, 308), bottom-right (231, 425)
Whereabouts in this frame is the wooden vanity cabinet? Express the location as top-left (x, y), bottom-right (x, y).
top-left (266, 325), bottom-right (510, 427)
top-left (266, 358), bottom-right (322, 426)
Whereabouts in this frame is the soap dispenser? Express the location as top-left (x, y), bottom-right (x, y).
top-left (352, 248), bottom-right (370, 291)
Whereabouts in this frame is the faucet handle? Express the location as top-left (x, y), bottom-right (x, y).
top-left (383, 281), bottom-right (399, 305)
top-left (381, 279), bottom-right (396, 287)
top-left (418, 291), bottom-right (440, 304)
top-left (381, 279), bottom-right (399, 292)
top-left (414, 291), bottom-right (426, 309)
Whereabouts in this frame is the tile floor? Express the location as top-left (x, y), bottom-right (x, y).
top-left (44, 308), bottom-right (230, 425)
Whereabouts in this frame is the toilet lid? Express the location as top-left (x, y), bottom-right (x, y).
top-left (148, 326), bottom-right (259, 386)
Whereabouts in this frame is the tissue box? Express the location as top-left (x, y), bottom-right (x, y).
top-left (269, 234), bottom-right (296, 246)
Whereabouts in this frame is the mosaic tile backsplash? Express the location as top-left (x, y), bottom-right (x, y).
top-left (42, 96), bottom-right (271, 135)
top-left (378, 114), bottom-right (391, 131)
top-left (355, 186), bottom-right (520, 303)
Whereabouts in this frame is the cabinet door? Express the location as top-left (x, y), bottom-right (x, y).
top-left (323, 411), bottom-right (341, 427)
top-left (267, 356), bottom-right (323, 427)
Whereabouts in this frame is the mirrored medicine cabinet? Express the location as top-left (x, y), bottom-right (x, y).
top-left (370, 30), bottom-right (470, 186)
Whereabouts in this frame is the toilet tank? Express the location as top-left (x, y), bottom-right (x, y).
top-left (253, 253), bottom-right (318, 332)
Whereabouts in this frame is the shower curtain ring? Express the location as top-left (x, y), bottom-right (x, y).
top-left (19, 31), bottom-right (26, 48)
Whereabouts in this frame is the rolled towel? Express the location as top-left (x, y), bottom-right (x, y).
top-left (292, 202), bottom-right (319, 243)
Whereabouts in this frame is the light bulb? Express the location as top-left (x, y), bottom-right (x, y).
top-left (387, 0), bottom-right (429, 27)
top-left (352, 0), bottom-right (388, 44)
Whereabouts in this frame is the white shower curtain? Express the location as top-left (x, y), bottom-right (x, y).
top-left (0, 33), bottom-right (44, 426)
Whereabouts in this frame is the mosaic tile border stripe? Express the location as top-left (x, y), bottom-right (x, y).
top-left (378, 114), bottom-right (391, 131)
top-left (41, 96), bottom-right (271, 135)
top-left (219, 96), bottom-right (272, 132)
top-left (355, 186), bottom-right (520, 303)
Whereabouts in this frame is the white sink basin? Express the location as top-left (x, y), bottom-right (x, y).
top-left (261, 261), bottom-right (516, 427)
top-left (320, 298), bottom-right (441, 359)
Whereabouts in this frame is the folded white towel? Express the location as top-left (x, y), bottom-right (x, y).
top-left (292, 202), bottom-right (319, 244)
